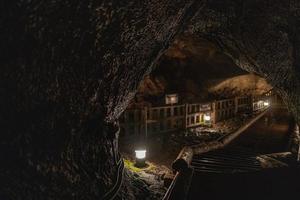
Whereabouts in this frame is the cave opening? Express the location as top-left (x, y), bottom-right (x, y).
top-left (118, 34), bottom-right (293, 199)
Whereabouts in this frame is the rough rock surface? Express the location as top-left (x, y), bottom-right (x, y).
top-left (1, 0), bottom-right (300, 199)
top-left (187, 0), bottom-right (300, 122)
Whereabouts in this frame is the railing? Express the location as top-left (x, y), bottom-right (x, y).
top-left (163, 168), bottom-right (194, 200)
top-left (162, 172), bottom-right (180, 200)
top-left (162, 147), bottom-right (194, 200)
top-left (163, 108), bottom-right (270, 199)
top-left (295, 125), bottom-right (300, 161)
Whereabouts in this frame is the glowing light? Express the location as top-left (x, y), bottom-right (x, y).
top-left (135, 150), bottom-right (146, 159)
top-left (165, 94), bottom-right (178, 104)
top-left (264, 101), bottom-right (269, 106)
top-left (204, 114), bottom-right (211, 121)
top-left (170, 97), bottom-right (176, 103)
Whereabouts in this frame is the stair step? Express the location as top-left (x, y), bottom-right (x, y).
top-left (194, 154), bottom-right (258, 162)
top-left (191, 159), bottom-right (261, 168)
top-left (191, 162), bottom-right (261, 171)
top-left (193, 166), bottom-right (259, 174)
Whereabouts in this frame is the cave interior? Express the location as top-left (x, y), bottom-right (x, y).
top-left (1, 0), bottom-right (300, 199)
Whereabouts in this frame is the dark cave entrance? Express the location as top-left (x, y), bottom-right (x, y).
top-left (116, 34), bottom-right (291, 199)
top-left (119, 34), bottom-right (275, 155)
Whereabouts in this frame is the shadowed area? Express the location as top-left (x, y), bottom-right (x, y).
top-left (189, 168), bottom-right (300, 200)
top-left (189, 107), bottom-right (298, 200)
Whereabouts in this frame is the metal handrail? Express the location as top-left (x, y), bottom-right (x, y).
top-left (295, 125), bottom-right (300, 161)
top-left (162, 172), bottom-right (180, 200)
top-left (163, 108), bottom-right (271, 200)
top-left (162, 167), bottom-right (194, 200)
top-left (162, 146), bottom-right (194, 200)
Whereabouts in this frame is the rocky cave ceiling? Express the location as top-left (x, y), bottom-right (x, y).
top-left (134, 34), bottom-right (272, 105)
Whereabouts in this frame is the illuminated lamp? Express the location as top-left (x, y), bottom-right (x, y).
top-left (204, 114), bottom-right (211, 121)
top-left (135, 149), bottom-right (146, 167)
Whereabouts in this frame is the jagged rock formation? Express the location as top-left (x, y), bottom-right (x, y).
top-left (1, 0), bottom-right (300, 199)
top-left (207, 74), bottom-right (272, 97)
top-left (135, 69), bottom-right (271, 105)
top-left (133, 35), bottom-right (272, 105)
top-left (186, 0), bottom-right (300, 122)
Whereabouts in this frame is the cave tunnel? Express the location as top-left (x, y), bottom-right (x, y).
top-left (1, 1), bottom-right (300, 200)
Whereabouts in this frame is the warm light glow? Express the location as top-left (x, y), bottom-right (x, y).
top-left (204, 114), bottom-right (211, 121)
top-left (135, 150), bottom-right (146, 159)
top-left (264, 101), bottom-right (269, 106)
top-left (165, 94), bottom-right (178, 104)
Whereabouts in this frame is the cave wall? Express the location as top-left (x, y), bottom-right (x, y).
top-left (187, 0), bottom-right (300, 123)
top-left (1, 0), bottom-right (300, 199)
top-left (0, 0), bottom-right (202, 199)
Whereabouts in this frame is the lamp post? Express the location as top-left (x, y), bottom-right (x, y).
top-left (134, 107), bottom-right (147, 168)
top-left (135, 149), bottom-right (146, 167)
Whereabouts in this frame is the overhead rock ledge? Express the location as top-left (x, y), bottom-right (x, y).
top-left (186, 0), bottom-right (300, 123)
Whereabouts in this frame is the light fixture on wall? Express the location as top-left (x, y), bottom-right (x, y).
top-left (264, 101), bottom-right (270, 106)
top-left (204, 114), bottom-right (211, 121)
top-left (165, 94), bottom-right (178, 105)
